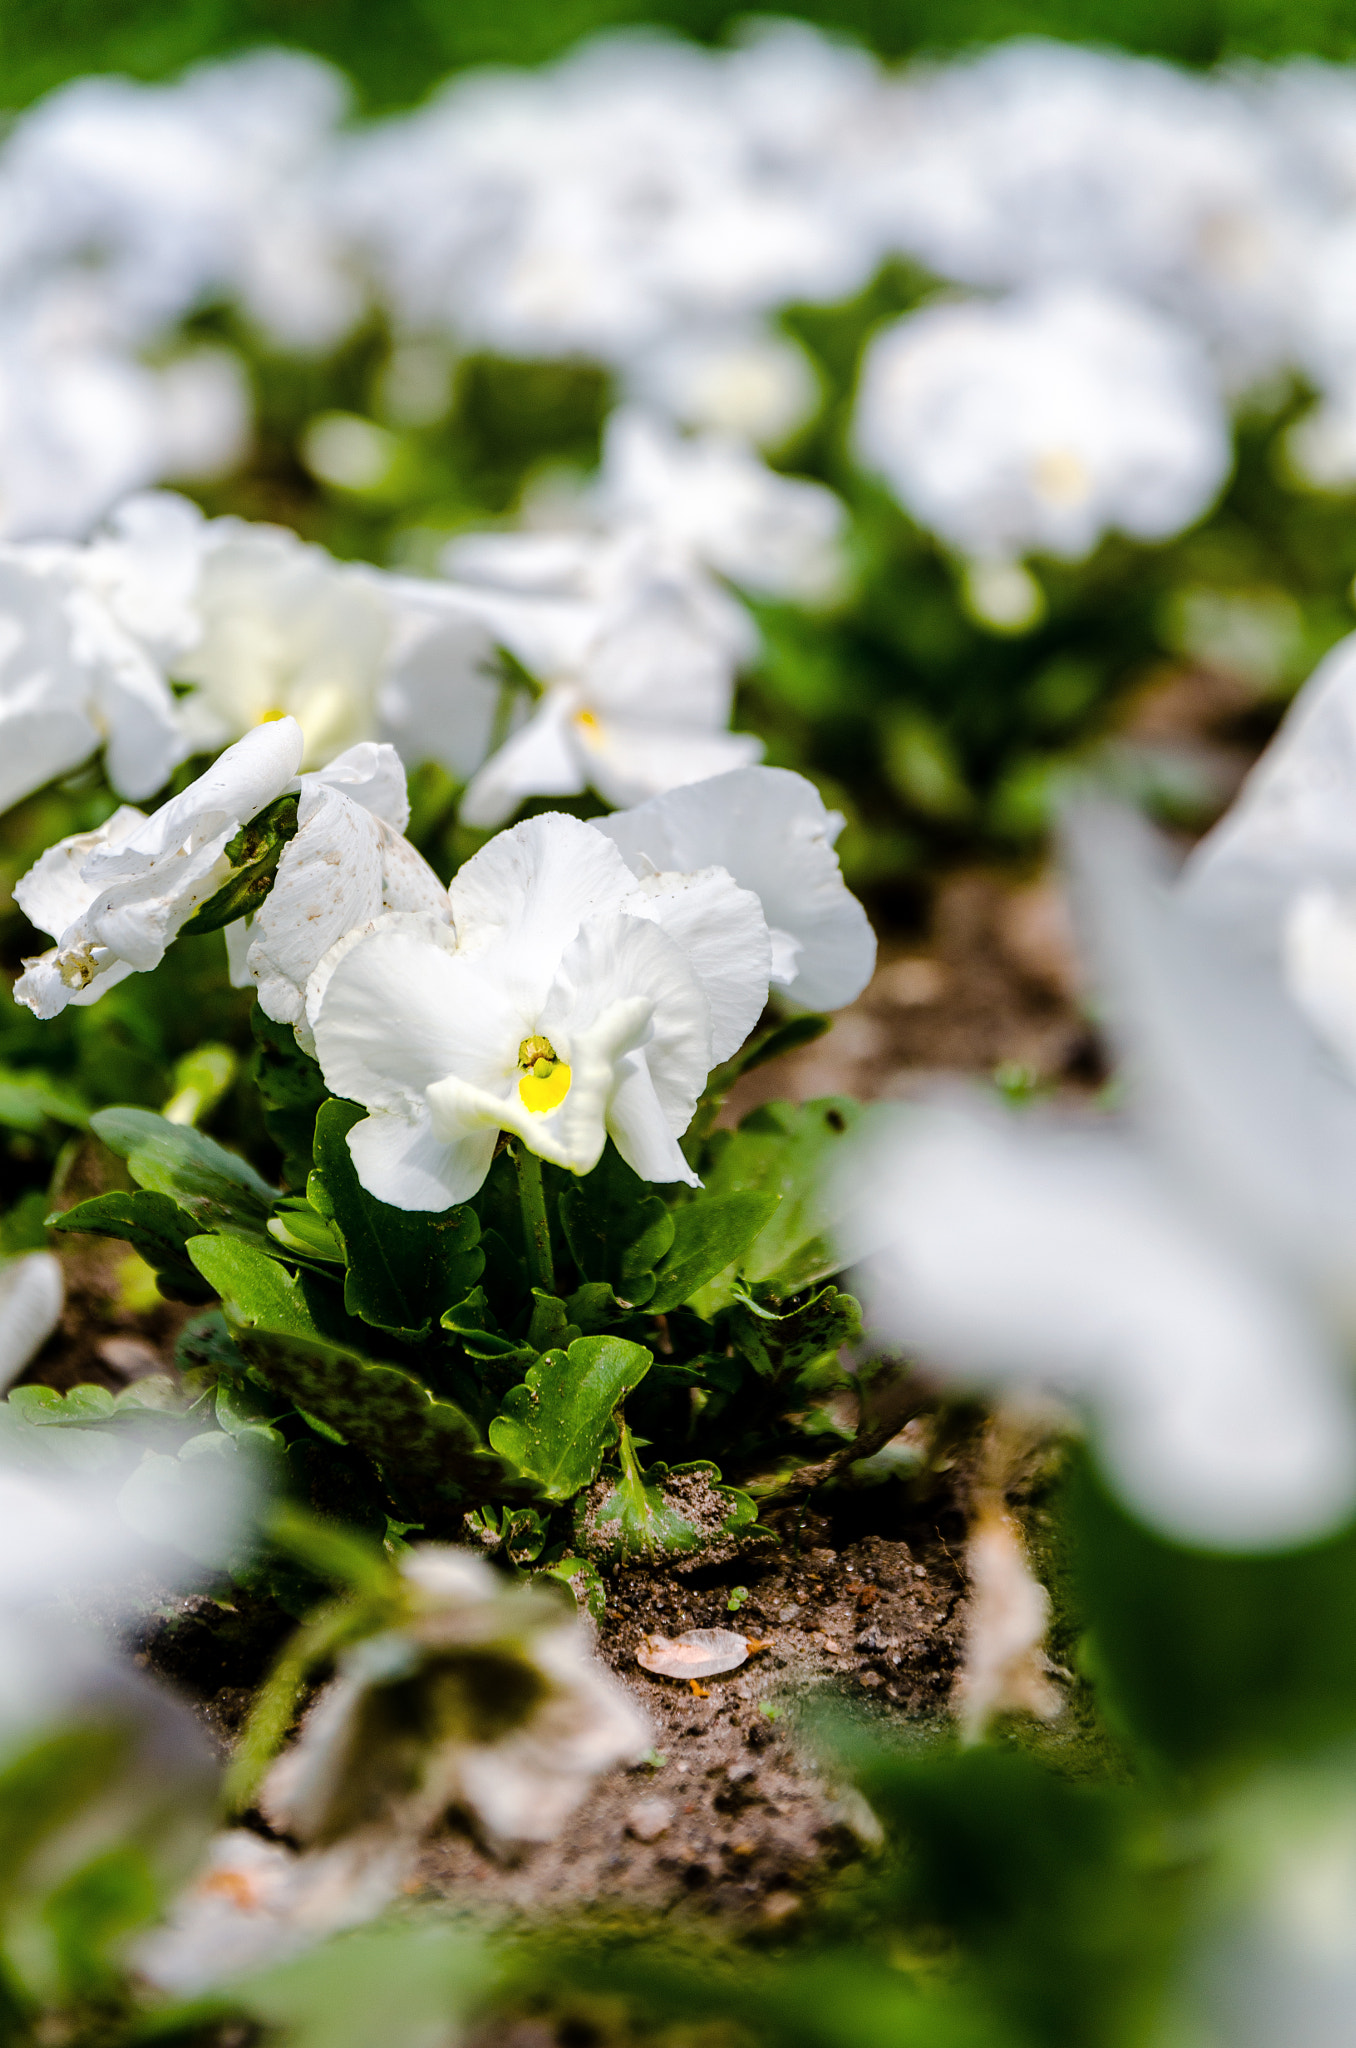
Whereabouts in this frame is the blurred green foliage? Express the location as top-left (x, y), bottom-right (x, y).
top-left (7, 0), bottom-right (1356, 114)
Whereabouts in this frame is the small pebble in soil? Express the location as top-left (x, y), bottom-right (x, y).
top-left (625, 1797), bottom-right (675, 1843)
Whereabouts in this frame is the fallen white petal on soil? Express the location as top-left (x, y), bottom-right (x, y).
top-left (636, 1627), bottom-right (752, 1678)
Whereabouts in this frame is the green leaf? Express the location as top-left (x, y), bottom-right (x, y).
top-left (578, 1427), bottom-right (756, 1563)
top-left (690, 1097), bottom-right (862, 1313)
top-left (91, 1106), bottom-right (277, 1243)
top-left (177, 793), bottom-right (299, 936)
top-left (187, 1235), bottom-right (524, 1511)
top-left (648, 1189), bottom-right (782, 1315)
top-left (48, 1190), bottom-right (213, 1302)
top-left (441, 1286), bottom-right (535, 1364)
top-left (729, 1286), bottom-right (863, 1381)
top-left (269, 1196), bottom-right (346, 1263)
top-left (488, 1336), bottom-right (653, 1501)
top-left (251, 1007), bottom-right (329, 1193)
top-left (310, 1099), bottom-right (485, 1335)
top-left (0, 1066), bottom-right (89, 1134)
top-left (559, 1143), bottom-right (674, 1306)
top-left (539, 1553), bottom-right (606, 1619)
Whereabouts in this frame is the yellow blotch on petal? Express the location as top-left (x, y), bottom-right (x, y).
top-left (517, 1034), bottom-right (571, 1115)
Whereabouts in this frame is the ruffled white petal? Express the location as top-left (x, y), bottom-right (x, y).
top-left (313, 929), bottom-right (523, 1117)
top-left (346, 1106), bottom-right (497, 1213)
top-left (600, 764), bottom-right (876, 1009)
top-left (447, 811), bottom-right (634, 994)
top-left (545, 907), bottom-right (711, 1139)
top-left (624, 865), bottom-right (769, 1064)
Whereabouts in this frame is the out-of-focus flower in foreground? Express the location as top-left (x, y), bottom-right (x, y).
top-left (261, 1546), bottom-right (649, 1849)
top-left (836, 805), bottom-right (1356, 1549)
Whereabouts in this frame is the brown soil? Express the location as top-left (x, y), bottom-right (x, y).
top-left (412, 1512), bottom-right (967, 1922)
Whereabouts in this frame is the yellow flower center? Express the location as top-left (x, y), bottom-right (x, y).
top-left (258, 707), bottom-right (288, 724)
top-left (575, 707), bottom-right (600, 735)
top-left (517, 1034), bottom-right (572, 1114)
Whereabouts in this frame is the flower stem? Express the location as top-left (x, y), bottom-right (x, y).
top-left (514, 1142), bottom-right (555, 1295)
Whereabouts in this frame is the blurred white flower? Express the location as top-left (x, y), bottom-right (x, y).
top-left (0, 1253), bottom-right (63, 1393)
top-left (853, 283), bottom-right (1231, 568)
top-left (859, 40), bottom-right (1306, 390)
top-left (444, 525), bottom-right (761, 827)
top-left (0, 540), bottom-right (186, 813)
top-left (337, 27), bottom-right (875, 373)
top-left (1180, 629), bottom-right (1356, 1078)
top-left (589, 407), bottom-right (846, 604)
top-left (311, 810), bottom-right (768, 1208)
top-left (837, 805), bottom-right (1356, 1548)
top-left (138, 1829), bottom-right (410, 1994)
top-left (14, 715), bottom-right (304, 1017)
top-left (597, 764), bottom-right (876, 1010)
top-left (623, 322), bottom-right (819, 445)
top-left (260, 1546), bottom-right (650, 1848)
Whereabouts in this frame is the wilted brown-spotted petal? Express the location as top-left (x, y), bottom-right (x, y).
top-left (636, 1628), bottom-right (751, 1678)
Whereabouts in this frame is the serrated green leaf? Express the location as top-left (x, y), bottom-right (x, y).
top-left (48, 1190), bottom-right (213, 1303)
top-left (310, 1099), bottom-right (484, 1335)
top-left (251, 1007), bottom-right (329, 1193)
top-left (578, 1427), bottom-right (756, 1563)
top-left (488, 1335), bottom-right (652, 1501)
top-left (526, 1291), bottom-right (578, 1352)
top-left (559, 1144), bottom-right (674, 1306)
top-left (187, 1235), bottom-right (525, 1511)
top-left (91, 1106), bottom-right (277, 1244)
top-left (689, 1097), bottom-right (862, 1313)
top-left (648, 1189), bottom-right (782, 1315)
top-left (178, 793), bottom-right (299, 936)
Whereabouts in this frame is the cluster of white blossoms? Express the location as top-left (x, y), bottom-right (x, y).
top-left (837, 611), bottom-right (1356, 1551)
top-left (17, 36), bottom-right (1356, 599)
top-left (14, 713), bottom-right (875, 1206)
top-left (0, 453), bottom-right (829, 823)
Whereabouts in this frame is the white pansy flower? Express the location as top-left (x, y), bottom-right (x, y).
top-left (446, 526), bottom-right (761, 828)
top-left (99, 495), bottom-right (506, 783)
top-left (14, 716), bottom-right (304, 1019)
top-left (260, 1546), bottom-right (650, 1850)
top-left (836, 806), bottom-right (1356, 1549)
top-left (589, 407), bottom-right (846, 604)
top-left (623, 322), bottom-right (820, 445)
top-left (311, 811), bottom-right (769, 1209)
top-left (597, 765), bottom-right (876, 1010)
top-left (238, 740), bottom-right (449, 1054)
top-left (852, 283), bottom-right (1231, 569)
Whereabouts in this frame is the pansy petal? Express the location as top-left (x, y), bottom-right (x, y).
top-left (304, 740), bottom-right (410, 831)
top-left (577, 718), bottom-right (762, 811)
top-left (545, 907), bottom-right (711, 1135)
top-left (313, 929), bottom-right (522, 1116)
top-left (458, 691), bottom-right (585, 830)
top-left (347, 1107), bottom-right (497, 1213)
top-left (624, 866), bottom-right (769, 1063)
top-left (448, 811), bottom-right (635, 1005)
top-left (246, 785), bottom-right (386, 1033)
top-left (600, 765), bottom-right (876, 1009)
top-left (607, 1052), bottom-right (700, 1186)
